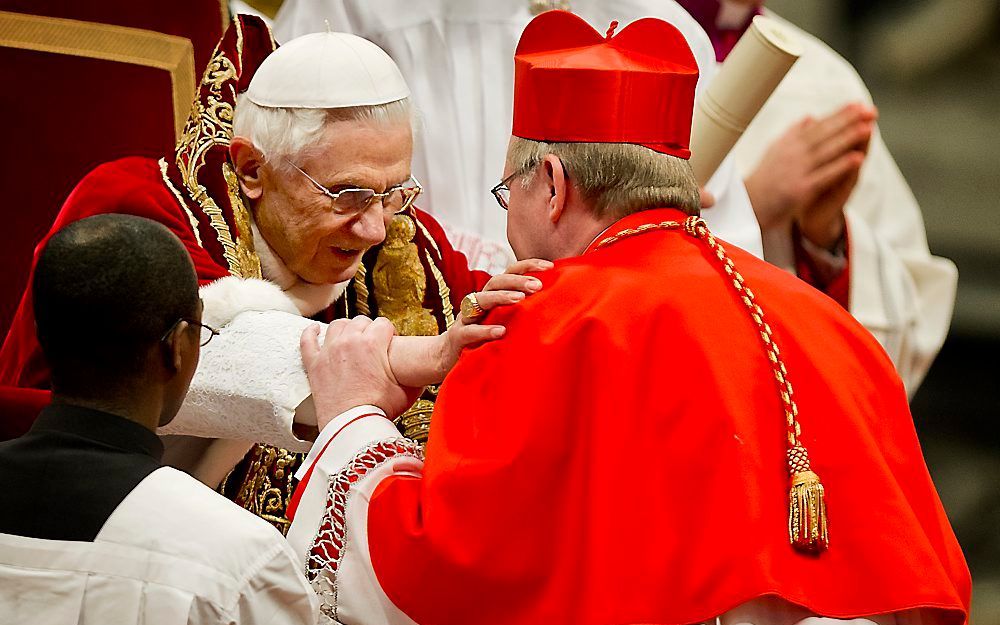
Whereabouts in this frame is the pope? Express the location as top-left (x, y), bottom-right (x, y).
top-left (0, 15), bottom-right (542, 532)
top-left (284, 11), bottom-right (970, 625)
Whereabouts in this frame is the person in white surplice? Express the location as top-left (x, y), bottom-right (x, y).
top-left (0, 215), bottom-right (317, 625)
top-left (273, 0), bottom-right (958, 394)
top-left (674, 0), bottom-right (958, 394)
top-left (0, 213), bottom-right (524, 624)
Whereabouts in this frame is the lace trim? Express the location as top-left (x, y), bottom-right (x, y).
top-left (305, 438), bottom-right (424, 619)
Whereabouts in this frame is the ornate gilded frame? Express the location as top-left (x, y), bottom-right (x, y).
top-left (0, 10), bottom-right (196, 139)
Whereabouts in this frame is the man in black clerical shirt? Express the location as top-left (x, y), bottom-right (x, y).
top-left (0, 214), bottom-right (210, 541)
top-left (0, 214), bottom-right (318, 624)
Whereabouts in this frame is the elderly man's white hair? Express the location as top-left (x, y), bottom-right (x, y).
top-left (233, 29), bottom-right (418, 167)
top-left (232, 95), bottom-right (416, 167)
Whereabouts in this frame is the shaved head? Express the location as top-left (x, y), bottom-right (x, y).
top-left (33, 214), bottom-right (199, 396)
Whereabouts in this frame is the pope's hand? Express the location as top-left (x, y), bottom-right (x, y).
top-left (384, 261), bottom-right (552, 389)
top-left (480, 258), bottom-right (554, 296)
top-left (744, 102), bottom-right (876, 250)
top-left (301, 317), bottom-right (417, 429)
top-left (433, 258), bottom-right (554, 375)
top-left (433, 289), bottom-right (523, 377)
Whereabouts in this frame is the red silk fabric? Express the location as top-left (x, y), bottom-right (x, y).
top-left (367, 208), bottom-right (969, 625)
top-left (513, 11), bottom-right (699, 158)
top-left (0, 15), bottom-right (273, 389)
top-left (0, 157), bottom-right (232, 389)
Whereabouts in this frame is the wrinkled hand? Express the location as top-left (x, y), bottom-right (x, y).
top-left (431, 259), bottom-right (554, 377)
top-left (481, 258), bottom-right (554, 296)
top-left (745, 102), bottom-right (876, 249)
top-left (432, 290), bottom-right (521, 378)
top-left (301, 316), bottom-right (416, 429)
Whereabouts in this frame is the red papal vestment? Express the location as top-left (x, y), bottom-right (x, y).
top-left (0, 15), bottom-right (490, 530)
top-left (286, 208), bottom-right (970, 625)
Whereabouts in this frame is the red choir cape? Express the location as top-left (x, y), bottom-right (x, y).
top-left (0, 15), bottom-right (485, 393)
top-left (366, 208), bottom-right (970, 625)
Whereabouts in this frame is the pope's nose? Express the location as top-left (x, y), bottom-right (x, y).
top-left (349, 205), bottom-right (388, 247)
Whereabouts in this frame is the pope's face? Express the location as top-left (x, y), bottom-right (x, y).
top-left (254, 119), bottom-right (413, 285)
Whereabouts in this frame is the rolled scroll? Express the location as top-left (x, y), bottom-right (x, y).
top-left (689, 15), bottom-right (803, 184)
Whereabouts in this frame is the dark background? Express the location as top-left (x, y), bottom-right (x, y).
top-left (768, 0), bottom-right (1000, 621)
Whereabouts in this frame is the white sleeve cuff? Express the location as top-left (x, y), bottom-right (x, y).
top-left (294, 405), bottom-right (393, 480)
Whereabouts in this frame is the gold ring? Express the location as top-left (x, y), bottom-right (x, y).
top-left (460, 293), bottom-right (486, 322)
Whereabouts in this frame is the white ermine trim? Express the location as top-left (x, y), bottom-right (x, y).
top-left (200, 276), bottom-right (300, 328)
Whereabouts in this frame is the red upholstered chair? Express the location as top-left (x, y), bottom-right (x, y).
top-left (0, 0), bottom-right (227, 82)
top-left (0, 1), bottom-right (226, 341)
top-left (0, 386), bottom-right (50, 441)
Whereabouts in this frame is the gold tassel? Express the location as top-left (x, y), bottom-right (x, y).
top-left (788, 469), bottom-right (829, 553)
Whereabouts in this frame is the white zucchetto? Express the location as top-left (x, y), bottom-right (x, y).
top-left (245, 31), bottom-right (410, 108)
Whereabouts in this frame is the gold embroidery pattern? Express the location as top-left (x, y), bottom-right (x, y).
top-left (424, 249), bottom-right (455, 329)
top-left (234, 11), bottom-right (244, 67)
top-left (172, 28), bottom-right (245, 275)
top-left (353, 263), bottom-right (370, 317)
top-left (395, 385), bottom-right (438, 442)
top-left (412, 214), bottom-right (456, 328)
top-left (233, 444), bottom-right (301, 535)
top-left (372, 214), bottom-right (438, 337)
top-left (412, 214), bottom-right (443, 258)
top-left (223, 162), bottom-right (262, 279)
top-left (160, 157), bottom-right (204, 248)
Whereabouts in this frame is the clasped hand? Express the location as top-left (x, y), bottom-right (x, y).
top-left (301, 258), bottom-right (552, 429)
top-left (745, 102), bottom-right (877, 250)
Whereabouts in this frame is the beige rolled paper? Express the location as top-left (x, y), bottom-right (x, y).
top-left (690, 15), bottom-right (803, 184)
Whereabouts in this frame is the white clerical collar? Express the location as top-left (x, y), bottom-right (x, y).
top-left (252, 221), bottom-right (351, 317)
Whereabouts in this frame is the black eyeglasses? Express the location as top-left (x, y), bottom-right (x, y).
top-left (490, 171), bottom-right (520, 211)
top-left (161, 318), bottom-right (220, 347)
top-left (491, 160), bottom-right (568, 210)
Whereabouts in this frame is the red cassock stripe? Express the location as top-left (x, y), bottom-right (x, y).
top-left (367, 208), bottom-right (969, 625)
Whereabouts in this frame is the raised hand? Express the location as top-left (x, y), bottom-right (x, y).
top-left (480, 258), bottom-right (554, 297)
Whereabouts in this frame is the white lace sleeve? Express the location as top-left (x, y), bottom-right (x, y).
top-left (158, 310), bottom-right (324, 451)
top-left (305, 439), bottom-right (423, 623)
top-left (286, 412), bottom-right (421, 625)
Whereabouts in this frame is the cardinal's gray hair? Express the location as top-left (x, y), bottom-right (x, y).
top-left (507, 137), bottom-right (701, 218)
